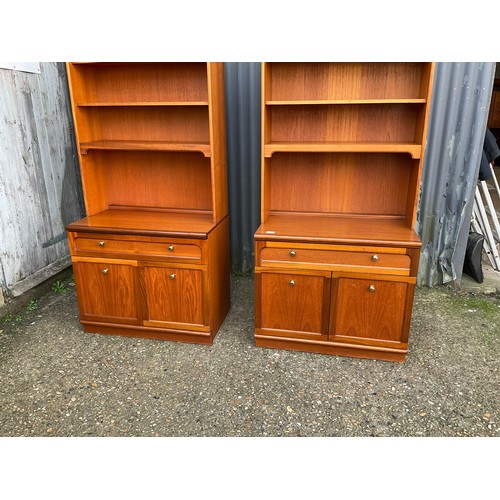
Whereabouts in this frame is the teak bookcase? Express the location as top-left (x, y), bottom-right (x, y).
top-left (254, 62), bottom-right (435, 362)
top-left (65, 62), bottom-right (230, 344)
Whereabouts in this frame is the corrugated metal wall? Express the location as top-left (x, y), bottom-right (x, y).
top-left (416, 62), bottom-right (496, 285)
top-left (0, 62), bottom-right (84, 300)
top-left (225, 62), bottom-right (261, 272)
top-left (224, 62), bottom-right (496, 285)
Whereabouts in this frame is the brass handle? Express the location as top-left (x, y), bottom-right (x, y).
top-left (98, 241), bottom-right (105, 247)
top-left (368, 285), bottom-right (375, 292)
top-left (169, 273), bottom-right (176, 280)
top-left (102, 268), bottom-right (109, 275)
top-left (372, 255), bottom-right (379, 262)
top-left (289, 250), bottom-right (296, 257)
top-left (289, 279), bottom-right (295, 286)
top-left (168, 245), bottom-right (174, 251)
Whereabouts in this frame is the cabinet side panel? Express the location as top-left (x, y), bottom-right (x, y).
top-left (208, 216), bottom-right (231, 334)
top-left (207, 62), bottom-right (228, 222)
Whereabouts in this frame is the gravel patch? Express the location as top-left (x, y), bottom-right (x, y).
top-left (0, 274), bottom-right (499, 437)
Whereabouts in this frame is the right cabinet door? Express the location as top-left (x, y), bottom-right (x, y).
top-left (331, 277), bottom-right (409, 344)
top-left (141, 266), bottom-right (206, 330)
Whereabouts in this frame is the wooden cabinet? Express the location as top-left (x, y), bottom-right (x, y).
top-left (66, 63), bottom-right (230, 344)
top-left (254, 62), bottom-right (434, 362)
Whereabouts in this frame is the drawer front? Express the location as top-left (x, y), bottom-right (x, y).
top-left (260, 247), bottom-right (410, 274)
top-left (73, 235), bottom-right (201, 261)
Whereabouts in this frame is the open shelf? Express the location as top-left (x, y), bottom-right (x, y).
top-left (68, 208), bottom-right (216, 238)
top-left (264, 142), bottom-right (422, 159)
top-left (255, 213), bottom-right (421, 247)
top-left (266, 99), bottom-right (426, 105)
top-left (80, 140), bottom-right (211, 157)
top-left (77, 101), bottom-right (209, 107)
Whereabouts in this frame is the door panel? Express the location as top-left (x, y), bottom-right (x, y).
top-left (143, 267), bottom-right (204, 326)
top-left (73, 261), bottom-right (139, 323)
top-left (259, 271), bottom-right (330, 336)
top-left (333, 277), bottom-right (408, 342)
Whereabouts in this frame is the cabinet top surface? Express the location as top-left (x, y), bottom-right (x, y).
top-left (255, 214), bottom-right (422, 248)
top-left (66, 209), bottom-right (216, 239)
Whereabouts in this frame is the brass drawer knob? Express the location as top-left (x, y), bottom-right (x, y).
top-left (98, 241), bottom-right (105, 247)
top-left (368, 285), bottom-right (375, 292)
top-left (168, 245), bottom-right (174, 251)
top-left (289, 279), bottom-right (296, 286)
top-left (289, 250), bottom-right (296, 257)
top-left (372, 255), bottom-right (379, 262)
top-left (102, 268), bottom-right (109, 275)
top-left (169, 273), bottom-right (176, 280)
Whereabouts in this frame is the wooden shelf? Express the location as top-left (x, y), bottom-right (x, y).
top-left (66, 208), bottom-right (216, 239)
top-left (77, 101), bottom-right (209, 107)
top-left (255, 213), bottom-right (422, 248)
top-left (80, 140), bottom-right (211, 157)
top-left (264, 142), bottom-right (422, 159)
top-left (266, 99), bottom-right (426, 105)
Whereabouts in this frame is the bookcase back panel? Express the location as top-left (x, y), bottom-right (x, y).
top-left (269, 63), bottom-right (425, 101)
top-left (270, 105), bottom-right (420, 143)
top-left (79, 107), bottom-right (209, 143)
top-left (88, 151), bottom-right (213, 212)
top-left (71, 63), bottom-right (208, 103)
top-left (269, 153), bottom-right (411, 216)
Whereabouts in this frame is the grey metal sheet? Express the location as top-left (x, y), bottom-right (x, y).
top-left (416, 62), bottom-right (496, 285)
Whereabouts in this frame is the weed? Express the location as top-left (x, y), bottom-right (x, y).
top-left (52, 280), bottom-right (67, 294)
top-left (27, 299), bottom-right (38, 312)
top-left (3, 313), bottom-right (13, 323)
top-left (14, 314), bottom-right (22, 322)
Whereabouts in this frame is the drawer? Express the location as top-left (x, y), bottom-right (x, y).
top-left (72, 235), bottom-right (202, 261)
top-left (259, 246), bottom-right (410, 274)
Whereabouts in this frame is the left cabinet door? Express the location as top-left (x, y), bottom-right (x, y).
top-left (72, 260), bottom-right (141, 324)
top-left (142, 266), bottom-right (207, 331)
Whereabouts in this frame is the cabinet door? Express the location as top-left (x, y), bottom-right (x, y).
top-left (142, 266), bottom-right (206, 329)
top-left (257, 271), bottom-right (330, 338)
top-left (332, 277), bottom-right (409, 343)
top-left (73, 260), bottom-right (140, 324)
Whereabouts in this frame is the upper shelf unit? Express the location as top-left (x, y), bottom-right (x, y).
top-left (262, 62), bottom-right (434, 155)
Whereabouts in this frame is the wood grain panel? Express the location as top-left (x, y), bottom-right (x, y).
top-left (270, 104), bottom-right (419, 143)
top-left (269, 153), bottom-right (411, 216)
top-left (260, 272), bottom-right (329, 335)
top-left (207, 62), bottom-right (229, 222)
top-left (143, 267), bottom-right (204, 326)
top-left (67, 209), bottom-right (215, 238)
top-left (77, 106), bottom-right (209, 143)
top-left (207, 216), bottom-right (231, 334)
top-left (70, 63), bottom-right (209, 103)
top-left (255, 213), bottom-right (422, 247)
top-left (260, 247), bottom-right (410, 274)
top-left (74, 236), bottom-right (201, 260)
top-left (333, 277), bottom-right (407, 342)
top-left (73, 261), bottom-right (139, 323)
top-left (89, 151), bottom-right (212, 212)
top-left (269, 63), bottom-right (424, 101)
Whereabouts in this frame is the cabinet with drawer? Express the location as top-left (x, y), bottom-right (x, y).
top-left (254, 62), bottom-right (434, 361)
top-left (65, 62), bottom-right (230, 344)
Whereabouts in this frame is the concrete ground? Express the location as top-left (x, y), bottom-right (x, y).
top-left (0, 271), bottom-right (499, 438)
